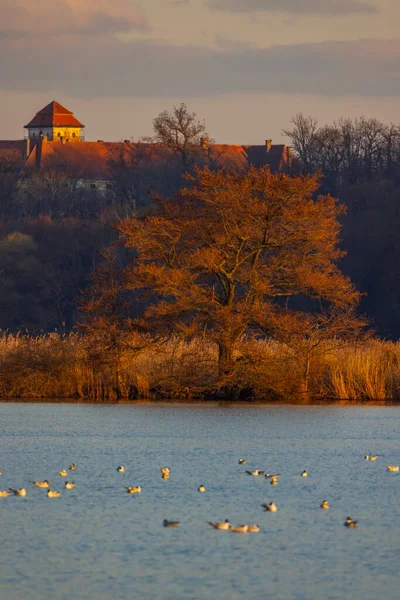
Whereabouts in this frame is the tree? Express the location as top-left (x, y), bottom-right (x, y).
top-left (111, 167), bottom-right (362, 387)
top-left (152, 103), bottom-right (210, 167)
top-left (282, 114), bottom-right (323, 174)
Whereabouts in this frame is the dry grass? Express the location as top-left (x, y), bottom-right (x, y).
top-left (0, 331), bottom-right (399, 401)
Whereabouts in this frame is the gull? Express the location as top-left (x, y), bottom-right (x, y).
top-left (163, 519), bottom-right (180, 527)
top-left (162, 473), bottom-right (170, 479)
top-left (33, 480), bottom-right (49, 488)
top-left (117, 466), bottom-right (125, 473)
top-left (238, 459), bottom-right (246, 465)
top-left (262, 502), bottom-right (277, 512)
top-left (386, 465), bottom-right (399, 472)
top-left (126, 486), bottom-right (141, 494)
top-left (270, 477), bottom-right (278, 485)
top-left (230, 525), bottom-right (249, 533)
top-left (47, 490), bottom-right (61, 498)
top-left (320, 500), bottom-right (329, 509)
top-left (208, 520), bottom-right (230, 530)
top-left (344, 516), bottom-right (357, 527)
top-left (160, 467), bottom-right (170, 475)
top-left (246, 469), bottom-right (265, 476)
top-left (10, 488), bottom-right (27, 497)
top-left (265, 473), bottom-right (280, 479)
top-left (65, 482), bottom-right (76, 489)
top-left (364, 455), bottom-right (379, 461)
top-left (247, 524), bottom-right (260, 533)
top-left (0, 491), bottom-right (10, 497)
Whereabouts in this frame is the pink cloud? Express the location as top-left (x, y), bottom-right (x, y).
top-left (4, 0), bottom-right (149, 37)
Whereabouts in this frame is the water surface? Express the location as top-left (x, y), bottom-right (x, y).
top-left (0, 402), bottom-right (398, 600)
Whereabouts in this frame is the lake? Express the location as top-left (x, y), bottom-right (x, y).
top-left (0, 402), bottom-right (398, 600)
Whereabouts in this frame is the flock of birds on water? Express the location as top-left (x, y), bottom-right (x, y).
top-left (0, 455), bottom-right (398, 533)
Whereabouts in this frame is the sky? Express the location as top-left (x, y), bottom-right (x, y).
top-left (0, 0), bottom-right (398, 144)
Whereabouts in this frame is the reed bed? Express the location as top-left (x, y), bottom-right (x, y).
top-left (0, 331), bottom-right (399, 402)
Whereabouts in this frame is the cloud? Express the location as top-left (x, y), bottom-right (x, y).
top-left (207, 0), bottom-right (378, 16)
top-left (1, 36), bottom-right (399, 98)
top-left (2, 0), bottom-right (149, 38)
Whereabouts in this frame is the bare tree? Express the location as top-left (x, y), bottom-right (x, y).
top-left (152, 103), bottom-right (211, 167)
top-left (283, 113), bottom-right (323, 173)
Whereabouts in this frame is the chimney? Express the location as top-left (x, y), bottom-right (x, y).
top-left (25, 138), bottom-right (31, 158)
top-left (266, 139), bottom-right (272, 152)
top-left (200, 137), bottom-right (209, 150)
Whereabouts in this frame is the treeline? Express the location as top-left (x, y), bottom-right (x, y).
top-left (285, 114), bottom-right (400, 338)
top-left (0, 109), bottom-right (400, 341)
top-left (284, 114), bottom-right (400, 193)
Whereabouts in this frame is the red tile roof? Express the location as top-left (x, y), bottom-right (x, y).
top-left (24, 101), bottom-right (84, 129)
top-left (22, 139), bottom-right (296, 180)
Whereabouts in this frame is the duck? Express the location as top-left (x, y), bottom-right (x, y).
top-left (126, 486), bottom-right (141, 494)
top-left (364, 455), bottom-right (379, 461)
top-left (65, 482), bottom-right (76, 489)
top-left (247, 524), bottom-right (260, 533)
top-left (198, 484), bottom-right (206, 493)
top-left (230, 524), bottom-right (248, 533)
top-left (163, 519), bottom-right (180, 527)
top-left (47, 490), bottom-right (61, 498)
top-left (59, 469), bottom-right (67, 477)
top-left (208, 520), bottom-right (230, 530)
top-left (344, 516), bottom-right (357, 527)
top-left (162, 473), bottom-right (170, 480)
top-left (301, 470), bottom-right (308, 477)
top-left (262, 501), bottom-right (277, 512)
top-left (246, 469), bottom-right (265, 476)
top-left (320, 500), bottom-right (329, 509)
top-left (33, 480), bottom-right (49, 488)
top-left (0, 471), bottom-right (2, 475)
top-left (69, 464), bottom-right (76, 471)
top-left (10, 488), bottom-right (27, 497)
top-left (160, 467), bottom-right (170, 475)
top-left (117, 466), bottom-right (125, 473)
top-left (238, 459), bottom-right (246, 465)
top-left (386, 465), bottom-right (399, 472)
top-left (270, 477), bottom-right (278, 485)
top-left (0, 491), bottom-right (10, 497)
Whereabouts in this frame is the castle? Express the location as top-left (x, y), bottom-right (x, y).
top-left (0, 101), bottom-right (295, 192)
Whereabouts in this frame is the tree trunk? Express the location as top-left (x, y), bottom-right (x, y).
top-left (218, 342), bottom-right (234, 379)
top-left (298, 354), bottom-right (311, 404)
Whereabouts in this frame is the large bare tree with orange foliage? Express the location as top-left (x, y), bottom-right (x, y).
top-left (110, 167), bottom-right (363, 389)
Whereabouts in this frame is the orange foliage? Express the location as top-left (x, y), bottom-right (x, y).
top-left (111, 166), bottom-right (363, 389)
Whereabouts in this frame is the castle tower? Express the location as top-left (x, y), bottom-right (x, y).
top-left (24, 101), bottom-right (84, 142)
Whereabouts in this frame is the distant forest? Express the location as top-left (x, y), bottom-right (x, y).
top-left (1, 110), bottom-right (400, 338)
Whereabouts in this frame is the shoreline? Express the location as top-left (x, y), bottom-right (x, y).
top-left (0, 397), bottom-right (399, 406)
